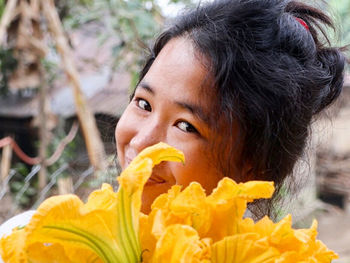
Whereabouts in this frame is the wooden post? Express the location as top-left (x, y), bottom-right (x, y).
top-left (1, 144), bottom-right (13, 184)
top-left (38, 66), bottom-right (49, 190)
top-left (41, 0), bottom-right (108, 173)
top-left (57, 176), bottom-right (73, 195)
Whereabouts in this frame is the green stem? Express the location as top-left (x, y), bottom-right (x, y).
top-left (117, 189), bottom-right (139, 262)
top-left (43, 225), bottom-right (122, 263)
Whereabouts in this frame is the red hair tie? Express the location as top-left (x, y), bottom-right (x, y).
top-left (294, 17), bottom-right (309, 31)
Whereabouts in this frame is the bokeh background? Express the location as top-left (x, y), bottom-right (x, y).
top-left (0, 0), bottom-right (349, 261)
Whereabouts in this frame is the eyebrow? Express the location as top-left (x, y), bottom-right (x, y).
top-left (138, 81), bottom-right (211, 126)
top-left (174, 101), bottom-right (211, 125)
top-left (138, 81), bottom-right (154, 94)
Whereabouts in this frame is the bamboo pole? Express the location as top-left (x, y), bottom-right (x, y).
top-left (38, 66), bottom-right (49, 190)
top-left (41, 0), bottom-right (107, 172)
top-left (57, 176), bottom-right (73, 195)
top-left (1, 143), bottom-right (13, 183)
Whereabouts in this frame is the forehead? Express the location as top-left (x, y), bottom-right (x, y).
top-left (142, 37), bottom-right (215, 110)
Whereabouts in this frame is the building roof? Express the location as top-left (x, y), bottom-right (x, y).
top-left (0, 23), bottom-right (130, 119)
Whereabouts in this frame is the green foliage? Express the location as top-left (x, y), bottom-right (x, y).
top-left (63, 0), bottom-right (164, 83)
top-left (0, 0), bottom-right (5, 18)
top-left (10, 163), bottom-right (37, 207)
top-left (41, 58), bottom-right (59, 85)
top-left (328, 0), bottom-right (350, 46)
top-left (0, 48), bottom-right (18, 95)
top-left (60, 0), bottom-right (196, 91)
top-left (327, 0), bottom-right (350, 71)
top-left (10, 120), bottom-right (79, 208)
top-left (47, 119), bottom-right (78, 179)
top-left (54, 0), bottom-right (93, 20)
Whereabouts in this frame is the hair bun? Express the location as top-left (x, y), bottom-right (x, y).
top-left (312, 48), bottom-right (346, 114)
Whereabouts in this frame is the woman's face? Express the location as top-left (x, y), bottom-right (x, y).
top-left (115, 37), bottom-right (224, 213)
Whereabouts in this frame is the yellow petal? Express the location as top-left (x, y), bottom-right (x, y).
top-left (131, 142), bottom-right (185, 166)
top-left (152, 224), bottom-right (209, 263)
top-left (275, 251), bottom-right (299, 263)
top-left (312, 240), bottom-right (339, 262)
top-left (118, 143), bottom-right (184, 237)
top-left (133, 144), bottom-right (183, 262)
top-left (118, 143), bottom-right (185, 260)
top-left (140, 185), bottom-right (183, 261)
top-left (269, 215), bottom-right (304, 252)
top-left (249, 216), bottom-right (276, 237)
top-left (152, 185), bottom-right (186, 232)
top-left (139, 212), bottom-right (156, 263)
top-left (0, 227), bottom-right (27, 263)
top-left (151, 185), bottom-right (183, 212)
top-left (84, 183), bottom-right (117, 212)
top-left (26, 242), bottom-right (81, 263)
top-left (118, 142), bottom-right (184, 197)
top-left (211, 233), bottom-right (279, 263)
top-left (117, 158), bottom-right (153, 260)
top-left (25, 192), bottom-right (124, 262)
top-left (141, 182), bottom-right (211, 261)
top-left (294, 219), bottom-right (318, 244)
top-left (205, 178), bottom-right (274, 241)
top-left (208, 178), bottom-right (274, 204)
top-left (235, 180), bottom-right (275, 200)
top-left (169, 182), bottom-right (211, 236)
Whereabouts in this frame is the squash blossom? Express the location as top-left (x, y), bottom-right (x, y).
top-left (0, 143), bottom-right (338, 263)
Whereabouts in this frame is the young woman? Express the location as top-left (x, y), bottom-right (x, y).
top-left (115, 0), bottom-right (346, 218)
top-left (0, 0), bottom-right (346, 242)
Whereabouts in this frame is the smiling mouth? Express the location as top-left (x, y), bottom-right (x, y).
top-left (145, 174), bottom-right (167, 186)
top-left (125, 155), bottom-right (170, 186)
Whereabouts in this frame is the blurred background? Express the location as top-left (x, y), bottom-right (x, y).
top-left (0, 0), bottom-right (349, 261)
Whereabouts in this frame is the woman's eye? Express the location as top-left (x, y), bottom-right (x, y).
top-left (176, 121), bottom-right (198, 133)
top-left (136, 98), bottom-right (152, 111)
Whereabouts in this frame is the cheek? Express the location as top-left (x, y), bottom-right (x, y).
top-left (170, 144), bottom-right (222, 192)
top-left (115, 110), bottom-right (135, 160)
top-left (115, 116), bottom-right (127, 147)
top-left (115, 106), bottom-right (137, 139)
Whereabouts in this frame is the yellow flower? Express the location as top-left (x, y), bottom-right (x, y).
top-left (140, 177), bottom-right (338, 263)
top-left (0, 142), bottom-right (184, 263)
top-left (0, 142), bottom-right (338, 263)
top-left (140, 178), bottom-right (275, 262)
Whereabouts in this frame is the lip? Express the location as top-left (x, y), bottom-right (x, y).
top-left (124, 153), bottom-right (137, 168)
top-left (124, 148), bottom-right (138, 168)
top-left (125, 157), bottom-right (133, 168)
top-left (145, 173), bottom-right (167, 186)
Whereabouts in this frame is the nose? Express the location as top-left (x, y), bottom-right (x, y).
top-left (129, 117), bottom-right (165, 154)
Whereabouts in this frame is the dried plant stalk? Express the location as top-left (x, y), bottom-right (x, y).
top-left (41, 0), bottom-right (107, 171)
top-left (1, 144), bottom-right (13, 182)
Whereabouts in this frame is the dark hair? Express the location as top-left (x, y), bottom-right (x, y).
top-left (137, 0), bottom-right (346, 219)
